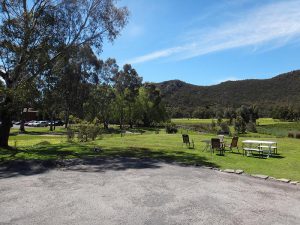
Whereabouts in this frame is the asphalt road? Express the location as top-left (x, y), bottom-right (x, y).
top-left (0, 158), bottom-right (299, 225)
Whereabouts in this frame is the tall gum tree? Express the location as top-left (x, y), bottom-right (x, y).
top-left (0, 0), bottom-right (129, 148)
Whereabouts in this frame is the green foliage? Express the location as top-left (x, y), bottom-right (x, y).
top-left (156, 71), bottom-right (300, 120)
top-left (256, 122), bottom-right (300, 137)
top-left (288, 132), bottom-right (294, 138)
top-left (192, 107), bottom-right (213, 119)
top-left (76, 122), bottom-right (102, 142)
top-left (165, 123), bottom-right (178, 134)
top-left (69, 115), bottom-right (82, 124)
top-left (246, 122), bottom-right (257, 133)
top-left (234, 116), bottom-right (246, 134)
top-left (66, 128), bottom-right (75, 142)
top-left (219, 122), bottom-right (230, 134)
top-left (134, 84), bottom-right (168, 127)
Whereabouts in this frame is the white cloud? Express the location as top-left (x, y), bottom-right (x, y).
top-left (126, 0), bottom-right (300, 64)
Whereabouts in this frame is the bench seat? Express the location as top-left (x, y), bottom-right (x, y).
top-left (243, 148), bottom-right (262, 152)
top-left (258, 145), bottom-right (277, 149)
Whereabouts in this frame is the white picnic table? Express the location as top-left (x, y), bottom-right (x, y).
top-left (242, 140), bottom-right (277, 158)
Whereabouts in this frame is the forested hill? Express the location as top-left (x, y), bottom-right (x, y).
top-left (155, 70), bottom-right (300, 111)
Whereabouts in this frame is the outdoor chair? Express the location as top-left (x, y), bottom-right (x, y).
top-left (211, 138), bottom-right (225, 155)
top-left (182, 134), bottom-right (194, 149)
top-left (226, 136), bottom-right (239, 152)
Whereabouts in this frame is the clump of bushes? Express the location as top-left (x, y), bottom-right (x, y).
top-left (288, 132), bottom-right (294, 138)
top-left (67, 122), bottom-right (102, 142)
top-left (165, 123), bottom-right (178, 134)
top-left (66, 127), bottom-right (75, 142)
top-left (246, 122), bottom-right (257, 133)
top-left (77, 123), bottom-right (101, 141)
top-left (234, 116), bottom-right (246, 134)
top-left (219, 121), bottom-right (230, 135)
top-left (288, 131), bottom-right (300, 139)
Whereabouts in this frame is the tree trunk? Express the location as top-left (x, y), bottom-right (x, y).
top-left (64, 109), bottom-right (70, 129)
top-left (104, 120), bottom-right (109, 129)
top-left (19, 107), bottom-right (28, 133)
top-left (50, 114), bottom-right (53, 131)
top-left (0, 123), bottom-right (11, 148)
top-left (119, 118), bottom-right (123, 130)
top-left (0, 111), bottom-right (12, 148)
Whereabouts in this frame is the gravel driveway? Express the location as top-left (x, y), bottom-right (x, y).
top-left (0, 158), bottom-right (299, 225)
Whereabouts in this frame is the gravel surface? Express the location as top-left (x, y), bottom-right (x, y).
top-left (0, 158), bottom-right (299, 225)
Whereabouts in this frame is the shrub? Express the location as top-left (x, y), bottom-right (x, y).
top-left (234, 116), bottom-right (246, 134)
top-left (288, 132), bottom-right (294, 138)
top-left (247, 122), bottom-right (257, 133)
top-left (77, 122), bottom-right (102, 142)
top-left (219, 122), bottom-right (230, 134)
top-left (165, 123), bottom-right (178, 134)
top-left (66, 127), bottom-right (75, 142)
top-left (69, 115), bottom-right (81, 124)
top-left (217, 117), bottom-right (222, 126)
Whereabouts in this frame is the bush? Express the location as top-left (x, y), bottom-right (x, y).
top-left (69, 115), bottom-right (81, 124)
top-left (234, 116), bottom-right (246, 134)
top-left (219, 122), bottom-right (230, 134)
top-left (288, 132), bottom-right (294, 138)
top-left (247, 122), bottom-right (257, 133)
top-left (66, 127), bottom-right (75, 142)
top-left (77, 122), bottom-right (102, 142)
top-left (165, 123), bottom-right (178, 134)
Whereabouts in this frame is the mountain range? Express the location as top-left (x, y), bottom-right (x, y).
top-left (155, 70), bottom-right (300, 112)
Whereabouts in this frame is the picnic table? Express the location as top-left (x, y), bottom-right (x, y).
top-left (242, 140), bottom-right (277, 158)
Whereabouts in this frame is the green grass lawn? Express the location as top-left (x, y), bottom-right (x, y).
top-left (171, 118), bottom-right (218, 125)
top-left (1, 128), bottom-right (300, 181)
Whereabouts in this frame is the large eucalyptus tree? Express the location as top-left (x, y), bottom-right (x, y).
top-left (0, 0), bottom-right (128, 147)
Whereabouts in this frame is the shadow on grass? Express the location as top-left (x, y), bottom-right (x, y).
top-left (10, 131), bottom-right (65, 136)
top-left (0, 143), bottom-right (217, 179)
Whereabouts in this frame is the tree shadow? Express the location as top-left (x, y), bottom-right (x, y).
top-left (0, 144), bottom-right (218, 179)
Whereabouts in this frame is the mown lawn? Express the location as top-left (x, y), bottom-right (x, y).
top-left (1, 129), bottom-right (300, 181)
top-left (171, 118), bottom-right (218, 124)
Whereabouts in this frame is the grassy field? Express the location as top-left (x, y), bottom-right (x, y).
top-left (172, 117), bottom-right (293, 126)
top-left (1, 125), bottom-right (300, 181)
top-left (172, 118), bottom-right (300, 137)
top-left (171, 118), bottom-right (218, 124)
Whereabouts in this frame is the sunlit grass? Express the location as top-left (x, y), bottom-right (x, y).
top-left (1, 128), bottom-right (300, 181)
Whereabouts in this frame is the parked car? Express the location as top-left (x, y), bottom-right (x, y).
top-left (27, 121), bottom-right (37, 126)
top-left (14, 121), bottom-right (21, 125)
top-left (36, 121), bottom-right (48, 127)
top-left (55, 120), bottom-right (64, 126)
top-left (48, 120), bottom-right (64, 126)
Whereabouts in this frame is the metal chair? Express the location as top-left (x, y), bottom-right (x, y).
top-left (226, 136), bottom-right (239, 152)
top-left (182, 134), bottom-right (194, 149)
top-left (211, 138), bottom-right (224, 155)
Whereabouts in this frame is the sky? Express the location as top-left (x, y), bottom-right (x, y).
top-left (101, 0), bottom-right (300, 85)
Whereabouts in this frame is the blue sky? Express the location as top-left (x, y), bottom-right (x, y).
top-left (102, 0), bottom-right (300, 85)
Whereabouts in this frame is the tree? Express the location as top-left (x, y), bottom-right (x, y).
top-left (224, 107), bottom-right (236, 125)
top-left (135, 83), bottom-right (168, 127)
top-left (113, 64), bottom-right (142, 128)
top-left (234, 116), bottom-right (246, 134)
top-left (84, 84), bottom-right (115, 129)
top-left (0, 0), bottom-right (129, 147)
top-left (54, 45), bottom-right (102, 128)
